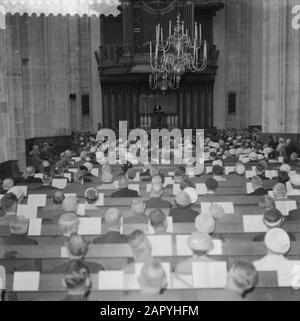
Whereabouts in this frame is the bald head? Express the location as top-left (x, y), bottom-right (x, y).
top-left (129, 230), bottom-right (152, 261)
top-left (65, 234), bottom-right (88, 259)
top-left (25, 166), bottom-right (35, 177)
top-left (149, 209), bottom-right (167, 233)
top-left (2, 178), bottom-right (14, 191)
top-left (53, 191), bottom-right (65, 205)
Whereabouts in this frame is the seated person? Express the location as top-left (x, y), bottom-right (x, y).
top-left (84, 188), bottom-right (99, 210)
top-left (209, 203), bottom-right (226, 222)
top-left (93, 208), bottom-right (127, 244)
top-left (149, 209), bottom-right (168, 234)
top-left (111, 175), bottom-right (138, 198)
top-left (279, 163), bottom-right (291, 175)
top-left (58, 212), bottom-right (80, 238)
top-left (0, 193), bottom-right (18, 225)
top-left (130, 199), bottom-right (147, 219)
top-left (63, 261), bottom-right (92, 301)
top-left (49, 191), bottom-right (65, 213)
top-left (0, 178), bottom-right (14, 195)
top-left (123, 230), bottom-right (153, 273)
top-left (100, 165), bottom-right (113, 184)
top-left (231, 163), bottom-right (246, 179)
top-left (253, 228), bottom-right (291, 271)
top-left (20, 166), bottom-right (42, 184)
top-left (51, 195), bottom-right (80, 224)
top-left (258, 195), bottom-right (276, 213)
top-left (288, 174), bottom-right (300, 195)
top-left (212, 262), bottom-right (258, 301)
top-left (74, 151), bottom-right (88, 167)
top-left (0, 216), bottom-right (38, 245)
top-left (169, 191), bottom-right (199, 223)
top-left (145, 183), bottom-right (171, 209)
top-left (78, 166), bottom-right (92, 183)
top-left (289, 152), bottom-right (300, 166)
top-left (223, 149), bottom-right (238, 163)
top-left (249, 176), bottom-right (267, 195)
top-left (194, 213), bottom-right (216, 235)
top-left (253, 208), bottom-right (296, 241)
top-left (0, 265), bottom-right (6, 301)
top-left (255, 163), bottom-right (269, 180)
top-left (205, 178), bottom-right (218, 194)
top-left (212, 165), bottom-right (226, 182)
top-left (175, 231), bottom-right (215, 275)
top-left (52, 234), bottom-right (104, 273)
top-left (272, 183), bottom-right (287, 200)
top-left (38, 173), bottom-right (58, 191)
top-left (126, 168), bottom-right (137, 181)
top-left (82, 162), bottom-right (94, 177)
top-left (124, 260), bottom-right (168, 300)
top-left (277, 171), bottom-right (290, 184)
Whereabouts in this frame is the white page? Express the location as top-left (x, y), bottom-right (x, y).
top-left (245, 171), bottom-right (255, 179)
top-left (78, 217), bottom-right (102, 235)
top-left (27, 194), bottom-right (47, 207)
top-left (173, 184), bottom-right (181, 196)
top-left (243, 215), bottom-right (268, 233)
top-left (161, 159), bottom-right (170, 165)
top-left (168, 172), bottom-right (175, 177)
top-left (133, 172), bottom-right (140, 182)
top-left (289, 171), bottom-right (297, 178)
top-left (276, 200), bottom-right (297, 217)
top-left (52, 179), bottom-right (67, 190)
top-left (17, 205), bottom-right (38, 220)
top-left (206, 167), bottom-right (212, 174)
top-left (215, 202), bottom-right (234, 214)
top-left (265, 170), bottom-right (278, 179)
top-left (98, 271), bottom-right (124, 290)
top-left (60, 246), bottom-right (69, 258)
top-left (172, 274), bottom-right (193, 289)
top-left (246, 182), bottom-right (254, 194)
top-left (192, 262), bottom-right (227, 288)
top-left (95, 193), bottom-right (104, 207)
top-left (196, 183), bottom-right (207, 195)
top-left (65, 193), bottom-right (77, 198)
top-left (72, 157), bottom-right (81, 162)
top-left (68, 168), bottom-right (77, 173)
top-left (208, 240), bottom-right (223, 255)
top-left (147, 235), bottom-right (172, 256)
top-left (225, 167), bottom-right (235, 175)
top-left (204, 152), bottom-right (209, 161)
top-left (278, 157), bottom-right (284, 163)
top-left (148, 216), bottom-right (173, 234)
top-left (17, 186), bottom-right (28, 197)
top-left (13, 272), bottom-right (40, 291)
top-left (91, 168), bottom-right (99, 177)
top-left (63, 173), bottom-right (72, 182)
top-left (146, 184), bottom-right (152, 193)
top-left (164, 177), bottom-right (173, 187)
top-left (128, 184), bottom-right (139, 195)
top-left (176, 235), bottom-right (192, 256)
top-left (277, 261), bottom-right (300, 287)
top-left (28, 219), bottom-right (42, 236)
top-left (34, 174), bottom-right (43, 180)
top-left (77, 203), bottom-right (86, 216)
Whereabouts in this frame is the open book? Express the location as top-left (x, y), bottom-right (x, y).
top-left (192, 261), bottom-right (227, 288)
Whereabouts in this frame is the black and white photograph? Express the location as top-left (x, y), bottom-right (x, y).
top-left (0, 0), bottom-right (300, 306)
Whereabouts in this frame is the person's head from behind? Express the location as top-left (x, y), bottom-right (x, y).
top-left (149, 209), bottom-right (167, 233)
top-left (290, 152), bottom-right (298, 162)
top-left (258, 195), bottom-right (275, 212)
top-left (264, 228), bottom-right (290, 255)
top-left (235, 163), bottom-right (246, 176)
top-left (213, 165), bottom-right (224, 177)
top-left (0, 193), bottom-right (18, 214)
top-left (105, 207), bottom-right (122, 232)
top-left (151, 175), bottom-right (163, 186)
top-left (62, 196), bottom-right (79, 213)
top-left (63, 261), bottom-right (91, 297)
top-left (209, 152), bottom-right (217, 161)
top-left (209, 203), bottom-right (226, 221)
top-left (84, 188), bottom-right (98, 204)
top-left (119, 175), bottom-right (129, 188)
top-left (251, 176), bottom-right (263, 191)
top-left (131, 199), bottom-right (146, 216)
top-left (273, 183), bottom-right (287, 200)
top-left (42, 173), bottom-right (52, 186)
top-left (263, 208), bottom-right (284, 229)
top-left (278, 171), bottom-right (290, 184)
top-left (65, 234), bottom-right (88, 259)
top-left (205, 178), bottom-right (218, 193)
top-left (138, 260), bottom-right (167, 294)
top-left (58, 212), bottom-right (79, 237)
top-left (227, 262), bottom-right (258, 296)
top-left (194, 214), bottom-right (216, 235)
top-left (175, 190), bottom-right (191, 208)
top-left (126, 168), bottom-right (136, 180)
top-left (54, 167), bottom-right (64, 177)
top-left (255, 163), bottom-right (266, 176)
top-left (187, 231), bottom-right (214, 257)
top-left (9, 216), bottom-right (29, 235)
top-left (128, 230), bottom-right (152, 262)
top-left (150, 183), bottom-right (163, 198)
top-left (80, 151), bottom-right (88, 160)
top-left (24, 166), bottom-right (35, 178)
top-left (2, 178), bottom-right (14, 191)
top-left (53, 191), bottom-right (65, 205)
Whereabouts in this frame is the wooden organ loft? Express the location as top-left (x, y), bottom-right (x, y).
top-left (95, 0), bottom-right (224, 130)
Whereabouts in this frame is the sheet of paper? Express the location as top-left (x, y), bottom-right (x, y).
top-left (68, 168), bottom-right (77, 173)
top-left (91, 168), bottom-right (99, 177)
top-left (128, 184), bottom-right (139, 195)
top-left (146, 184), bottom-right (152, 193)
top-left (168, 172), bottom-right (175, 177)
top-left (164, 177), bottom-right (173, 187)
top-left (243, 215), bottom-right (268, 233)
top-left (245, 171), bottom-right (255, 179)
top-left (196, 183), bottom-right (207, 195)
top-left (77, 203), bottom-right (86, 216)
top-left (240, 157), bottom-right (250, 164)
top-left (17, 186), bottom-right (28, 197)
top-left (277, 261), bottom-right (300, 287)
top-left (192, 262), bottom-right (227, 288)
top-left (148, 216), bottom-right (173, 234)
top-left (95, 193), bottom-right (104, 207)
top-left (147, 235), bottom-right (172, 256)
top-left (246, 182), bottom-right (254, 194)
top-left (52, 179), bottom-right (67, 190)
top-left (206, 167), bottom-right (212, 174)
top-left (65, 193), bottom-right (77, 198)
top-left (176, 235), bottom-right (192, 256)
top-left (265, 170), bottom-right (278, 179)
top-left (27, 194), bottom-right (47, 207)
top-left (161, 159), bottom-right (170, 165)
top-left (13, 272), bottom-right (40, 291)
top-left (60, 246), bottom-right (69, 258)
top-left (78, 217), bottom-right (102, 235)
top-left (28, 219), bottom-right (42, 236)
top-left (63, 173), bottom-right (72, 182)
top-left (17, 205), bottom-right (38, 219)
top-left (98, 271), bottom-right (124, 290)
top-left (133, 172), bottom-right (140, 182)
top-left (72, 157), bottom-right (81, 162)
top-left (276, 200), bottom-right (297, 217)
top-left (225, 167), bottom-right (235, 175)
top-left (173, 184), bottom-right (181, 196)
top-left (34, 174), bottom-right (43, 180)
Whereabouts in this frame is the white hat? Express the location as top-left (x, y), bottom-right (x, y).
top-left (212, 159), bottom-right (223, 167)
top-left (187, 231), bottom-right (214, 252)
top-left (290, 174), bottom-right (300, 188)
top-left (280, 164), bottom-right (291, 173)
top-left (194, 214), bottom-right (216, 234)
top-left (249, 152), bottom-right (258, 161)
top-left (235, 163), bottom-right (246, 175)
top-left (8, 187), bottom-right (24, 200)
top-left (183, 187), bottom-right (198, 204)
top-left (83, 162), bottom-right (93, 172)
top-left (264, 228), bottom-right (290, 254)
top-left (229, 148), bottom-right (237, 155)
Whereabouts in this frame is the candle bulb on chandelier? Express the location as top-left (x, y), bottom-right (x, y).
top-left (204, 40), bottom-right (207, 60)
top-left (199, 24), bottom-right (202, 43)
top-left (161, 28), bottom-right (163, 44)
top-left (195, 22), bottom-right (197, 40)
top-left (169, 20), bottom-right (171, 38)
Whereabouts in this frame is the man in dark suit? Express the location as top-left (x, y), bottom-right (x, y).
top-left (51, 234), bottom-right (104, 273)
top-left (36, 173), bottom-right (59, 192)
top-left (249, 176), bottom-right (267, 196)
top-left (286, 208), bottom-right (300, 221)
top-left (149, 209), bottom-right (168, 234)
top-left (19, 166), bottom-right (43, 184)
top-left (169, 190), bottom-right (199, 223)
top-left (145, 183), bottom-right (171, 209)
top-left (111, 175), bottom-right (138, 198)
top-left (0, 193), bottom-right (18, 225)
top-left (94, 208), bottom-right (127, 244)
top-left (0, 216), bottom-right (38, 245)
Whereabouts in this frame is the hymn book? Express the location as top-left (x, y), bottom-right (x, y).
top-left (148, 216), bottom-right (173, 234)
top-left (192, 262), bottom-right (227, 288)
top-left (243, 215), bottom-right (268, 232)
top-left (147, 235), bottom-right (172, 256)
top-left (17, 204), bottom-right (38, 220)
top-left (27, 194), bottom-right (47, 207)
top-left (13, 272), bottom-right (40, 291)
top-left (275, 200), bottom-right (297, 216)
top-left (27, 219), bottom-right (42, 236)
top-left (77, 217), bottom-right (102, 235)
top-left (98, 271), bottom-right (124, 290)
top-left (51, 178), bottom-right (68, 189)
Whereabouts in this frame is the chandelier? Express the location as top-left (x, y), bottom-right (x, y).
top-left (149, 15), bottom-right (208, 92)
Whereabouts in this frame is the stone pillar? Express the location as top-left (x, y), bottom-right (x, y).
top-left (262, 0), bottom-right (300, 133)
top-left (121, 0), bottom-right (133, 57)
